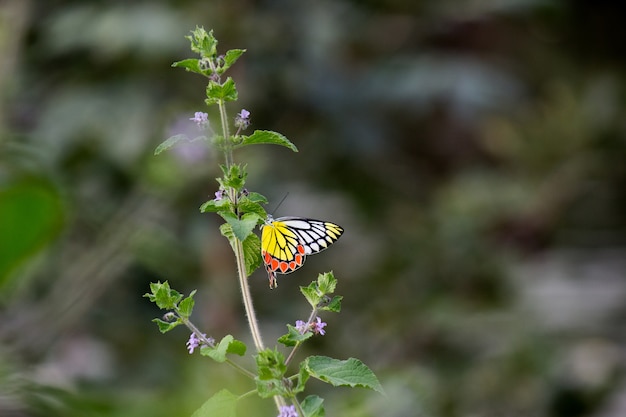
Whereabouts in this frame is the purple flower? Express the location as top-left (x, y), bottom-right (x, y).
top-left (186, 333), bottom-right (201, 354)
top-left (277, 405), bottom-right (298, 417)
top-left (295, 320), bottom-right (308, 334)
top-left (190, 112), bottom-right (209, 128)
top-left (215, 189), bottom-right (225, 201)
top-left (186, 332), bottom-right (214, 354)
top-left (311, 317), bottom-right (327, 336)
top-left (234, 109), bottom-right (251, 130)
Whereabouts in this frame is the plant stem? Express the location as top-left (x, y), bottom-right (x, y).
top-left (293, 398), bottom-right (306, 417)
top-left (234, 239), bottom-right (265, 351)
top-left (218, 99), bottom-right (233, 168)
top-left (182, 317), bottom-right (256, 379)
top-left (285, 307), bottom-right (318, 366)
top-left (216, 98), bottom-right (285, 412)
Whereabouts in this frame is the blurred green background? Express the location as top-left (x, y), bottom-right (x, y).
top-left (1, 0), bottom-right (625, 416)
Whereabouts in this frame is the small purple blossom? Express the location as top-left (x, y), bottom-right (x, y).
top-left (311, 317), bottom-right (327, 335)
top-left (190, 112), bottom-right (209, 128)
top-left (215, 189), bottom-right (225, 201)
top-left (277, 405), bottom-right (298, 417)
top-left (295, 320), bottom-right (308, 334)
top-left (186, 332), bottom-right (214, 354)
top-left (234, 109), bottom-right (251, 130)
top-left (186, 333), bottom-right (201, 354)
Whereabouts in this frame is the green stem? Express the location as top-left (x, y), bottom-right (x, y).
top-left (215, 96), bottom-right (286, 412)
top-left (234, 239), bottom-right (264, 351)
top-left (182, 317), bottom-right (256, 379)
top-left (285, 307), bottom-right (318, 366)
top-left (218, 99), bottom-right (232, 168)
top-left (293, 397), bottom-right (306, 417)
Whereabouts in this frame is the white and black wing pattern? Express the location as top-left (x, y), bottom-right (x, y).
top-left (275, 217), bottom-right (344, 255)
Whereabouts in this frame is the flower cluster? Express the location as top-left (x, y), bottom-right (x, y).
top-left (295, 317), bottom-right (327, 336)
top-left (186, 332), bottom-right (215, 354)
top-left (190, 111), bottom-right (209, 129)
top-left (277, 405), bottom-right (298, 417)
top-left (234, 109), bottom-right (251, 130)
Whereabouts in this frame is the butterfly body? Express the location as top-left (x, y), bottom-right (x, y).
top-left (261, 216), bottom-right (343, 288)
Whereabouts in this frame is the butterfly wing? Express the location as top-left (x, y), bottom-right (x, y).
top-left (261, 216), bottom-right (344, 288)
top-left (276, 217), bottom-right (344, 255)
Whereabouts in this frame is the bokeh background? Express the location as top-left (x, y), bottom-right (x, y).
top-left (1, 0), bottom-right (626, 416)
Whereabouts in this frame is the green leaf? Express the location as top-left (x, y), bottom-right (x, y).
top-left (234, 130), bottom-right (298, 152)
top-left (154, 134), bottom-right (207, 155)
top-left (245, 192), bottom-right (268, 204)
top-left (320, 295), bottom-right (342, 313)
top-left (144, 281), bottom-right (182, 309)
top-left (300, 282), bottom-right (322, 308)
top-left (255, 348), bottom-right (288, 398)
top-left (191, 389), bottom-right (238, 417)
top-left (242, 232), bottom-right (262, 276)
top-left (237, 199), bottom-right (267, 219)
top-left (278, 324), bottom-right (313, 347)
top-left (206, 77), bottom-right (238, 105)
top-left (220, 212), bottom-right (260, 242)
top-left (200, 335), bottom-right (246, 362)
top-left (219, 163), bottom-right (247, 191)
top-left (303, 356), bottom-right (384, 395)
top-left (317, 272), bottom-right (337, 294)
top-left (152, 318), bottom-right (181, 333)
top-left (171, 58), bottom-right (201, 74)
top-left (200, 197), bottom-right (233, 213)
top-left (294, 362), bottom-right (311, 394)
top-left (187, 27), bottom-right (217, 58)
top-left (221, 49), bottom-right (246, 73)
top-left (178, 290), bottom-right (197, 319)
top-left (219, 223), bottom-right (262, 276)
top-left (301, 395), bottom-right (325, 417)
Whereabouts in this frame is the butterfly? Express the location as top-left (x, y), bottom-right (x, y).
top-left (261, 215), bottom-right (344, 288)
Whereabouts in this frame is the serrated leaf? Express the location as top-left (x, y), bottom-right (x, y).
top-left (190, 389), bottom-right (237, 417)
top-left (304, 356), bottom-right (384, 395)
top-left (154, 134), bottom-right (208, 155)
top-left (255, 348), bottom-right (288, 398)
top-left (145, 281), bottom-right (182, 309)
top-left (301, 395), bottom-right (325, 417)
top-left (219, 224), bottom-right (262, 276)
top-left (278, 324), bottom-right (313, 347)
top-left (155, 134), bottom-right (186, 155)
top-left (320, 295), bottom-right (342, 313)
top-left (187, 27), bottom-right (217, 58)
top-left (300, 282), bottom-right (322, 308)
top-left (200, 198), bottom-right (233, 213)
top-left (243, 233), bottom-right (262, 276)
top-left (237, 199), bottom-right (267, 219)
top-left (206, 77), bottom-right (238, 105)
top-left (178, 290), bottom-right (196, 318)
top-left (200, 335), bottom-right (246, 362)
top-left (172, 58), bottom-right (201, 74)
top-left (246, 192), bottom-right (268, 204)
top-left (234, 130), bottom-right (298, 152)
top-left (220, 212), bottom-right (260, 242)
top-left (152, 318), bottom-right (181, 333)
top-left (294, 362), bottom-right (311, 394)
top-left (222, 49), bottom-right (246, 72)
top-left (317, 272), bottom-right (336, 294)
top-left (220, 163), bottom-right (247, 190)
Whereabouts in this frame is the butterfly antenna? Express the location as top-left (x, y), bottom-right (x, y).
top-left (270, 192), bottom-right (290, 216)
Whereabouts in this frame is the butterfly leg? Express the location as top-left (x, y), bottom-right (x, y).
top-left (268, 270), bottom-right (278, 289)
